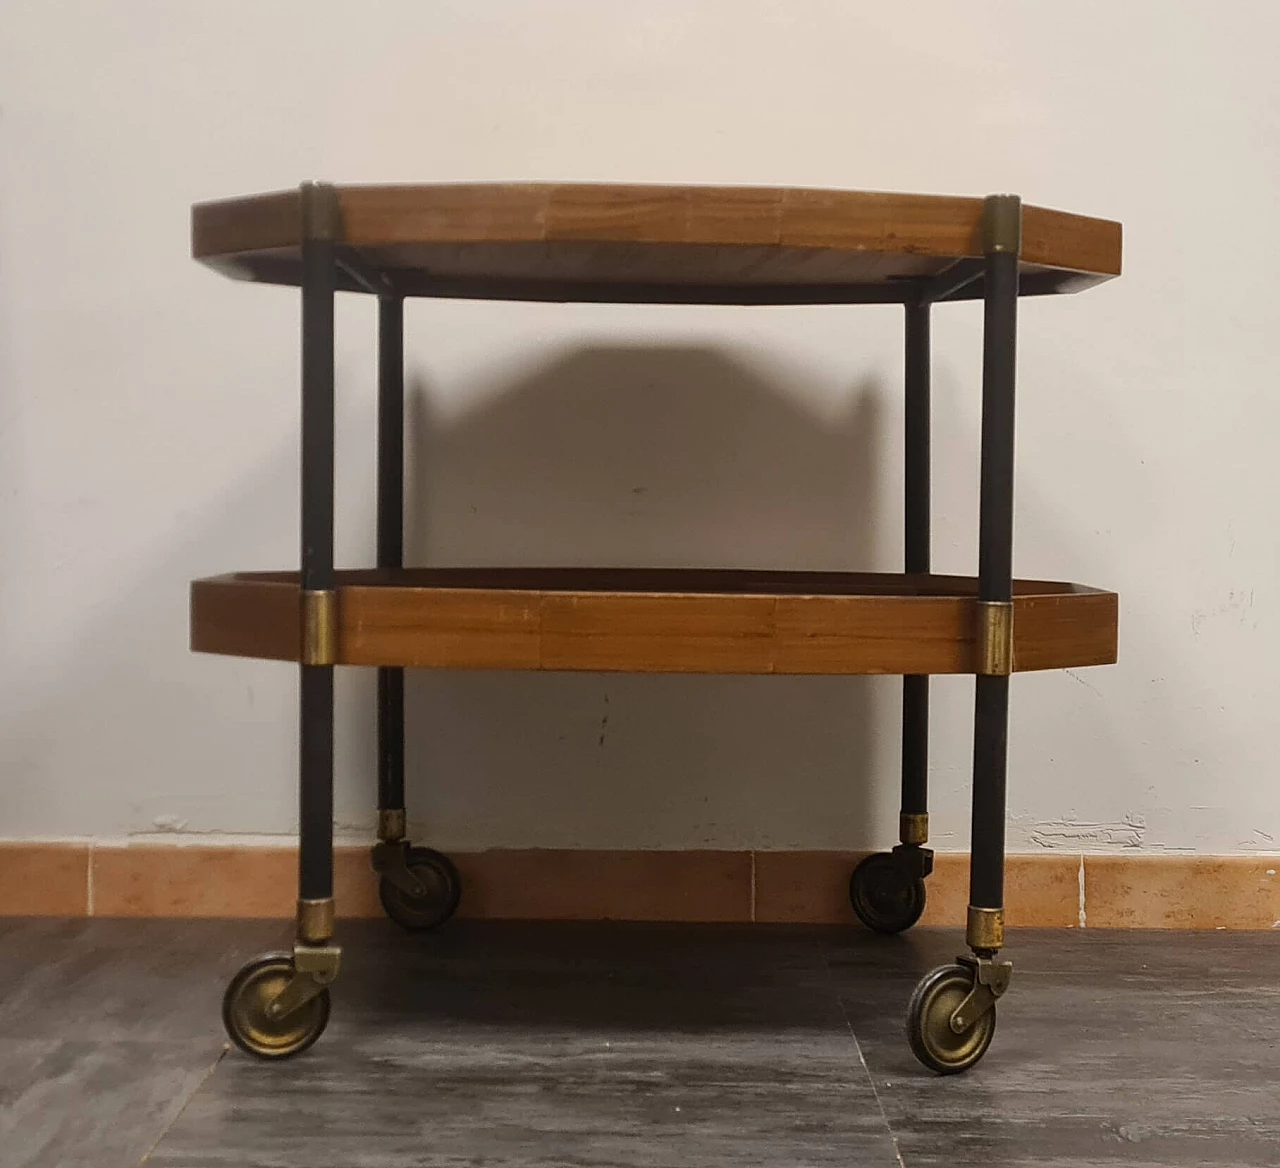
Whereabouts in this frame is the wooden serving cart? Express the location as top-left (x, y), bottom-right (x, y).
top-left (190, 183), bottom-right (1120, 1073)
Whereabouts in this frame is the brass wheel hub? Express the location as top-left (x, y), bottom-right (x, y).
top-left (223, 956), bottom-right (329, 1059)
top-left (908, 963), bottom-right (996, 1074)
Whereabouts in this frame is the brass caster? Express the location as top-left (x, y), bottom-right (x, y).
top-left (221, 953), bottom-right (331, 1060)
top-left (906, 962), bottom-right (996, 1074)
top-left (849, 850), bottom-right (928, 934)
top-left (377, 846), bottom-right (462, 931)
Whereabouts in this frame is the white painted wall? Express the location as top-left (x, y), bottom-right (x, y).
top-left (1, 1), bottom-right (1276, 855)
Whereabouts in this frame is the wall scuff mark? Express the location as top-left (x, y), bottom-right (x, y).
top-left (1031, 814), bottom-right (1146, 850)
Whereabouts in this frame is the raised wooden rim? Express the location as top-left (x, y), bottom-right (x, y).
top-left (190, 568), bottom-right (1118, 676)
top-left (191, 183), bottom-right (1121, 299)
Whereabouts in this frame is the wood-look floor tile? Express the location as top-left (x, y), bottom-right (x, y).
top-left (149, 922), bottom-right (896, 1167)
top-left (827, 928), bottom-right (1280, 1166)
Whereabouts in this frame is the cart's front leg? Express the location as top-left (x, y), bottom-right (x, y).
top-left (907, 195), bottom-right (1020, 1075)
top-left (223, 182), bottom-right (341, 1059)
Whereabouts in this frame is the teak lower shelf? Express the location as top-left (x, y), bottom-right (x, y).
top-left (190, 568), bottom-right (1117, 675)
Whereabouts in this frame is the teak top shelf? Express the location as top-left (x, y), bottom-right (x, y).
top-left (192, 183), bottom-right (1122, 305)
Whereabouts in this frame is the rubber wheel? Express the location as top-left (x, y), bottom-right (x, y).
top-left (849, 852), bottom-right (926, 934)
top-left (221, 953), bottom-right (330, 1060)
top-left (379, 847), bottom-right (462, 931)
top-left (906, 963), bottom-right (996, 1074)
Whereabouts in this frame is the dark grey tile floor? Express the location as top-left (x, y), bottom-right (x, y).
top-left (1, 919), bottom-right (1277, 1167)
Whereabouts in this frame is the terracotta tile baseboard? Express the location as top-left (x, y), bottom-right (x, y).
top-left (1, 843), bottom-right (1278, 929)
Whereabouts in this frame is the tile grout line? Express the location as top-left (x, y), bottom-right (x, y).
top-left (824, 950), bottom-right (906, 1168)
top-left (138, 1046), bottom-right (227, 1165)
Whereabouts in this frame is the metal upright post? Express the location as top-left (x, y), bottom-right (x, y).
top-left (219, 182), bottom-right (344, 1059)
top-left (902, 194), bottom-right (1022, 1076)
top-left (367, 292), bottom-right (462, 931)
top-left (296, 182), bottom-right (340, 946)
top-left (900, 296), bottom-right (932, 850)
top-left (847, 293), bottom-right (936, 934)
top-left (967, 194), bottom-right (1021, 957)
top-left (376, 295), bottom-right (407, 844)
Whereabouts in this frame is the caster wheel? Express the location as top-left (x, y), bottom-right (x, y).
top-left (379, 847), bottom-right (462, 931)
top-left (906, 963), bottom-right (995, 1074)
top-left (849, 852), bottom-right (926, 934)
top-left (221, 953), bottom-right (330, 1060)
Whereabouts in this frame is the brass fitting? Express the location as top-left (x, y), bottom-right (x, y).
top-left (981, 194), bottom-right (1023, 256)
top-left (966, 905), bottom-right (1005, 952)
top-left (950, 952), bottom-right (1013, 1032)
top-left (262, 943), bottom-right (342, 1023)
top-left (300, 181), bottom-right (342, 242)
top-left (899, 812), bottom-right (929, 847)
top-left (292, 942), bottom-right (341, 983)
top-left (378, 808), bottom-right (407, 843)
top-left (296, 897), bottom-right (335, 945)
top-left (300, 589), bottom-right (338, 666)
top-left (976, 600), bottom-right (1014, 676)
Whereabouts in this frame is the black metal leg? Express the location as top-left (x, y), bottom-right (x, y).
top-left (848, 296), bottom-right (936, 935)
top-left (902, 196), bottom-right (1021, 1076)
top-left (969, 675), bottom-right (1010, 921)
top-left (220, 184), bottom-right (342, 1061)
top-left (967, 197), bottom-right (1020, 952)
top-left (376, 295), bottom-right (406, 838)
top-left (900, 297), bottom-right (931, 846)
top-left (297, 184), bottom-right (338, 921)
top-left (367, 294), bottom-right (463, 932)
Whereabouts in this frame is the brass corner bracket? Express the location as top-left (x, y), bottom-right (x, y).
top-left (975, 600), bottom-right (1014, 676)
top-left (300, 589), bottom-right (338, 666)
top-left (300, 181), bottom-right (342, 242)
top-left (982, 194), bottom-right (1023, 256)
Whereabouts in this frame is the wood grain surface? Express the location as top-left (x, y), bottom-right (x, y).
top-left (191, 183), bottom-right (1121, 302)
top-left (189, 568), bottom-right (1118, 675)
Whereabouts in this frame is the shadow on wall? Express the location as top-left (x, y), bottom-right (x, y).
top-left (0, 318), bottom-right (1161, 853)
top-left (395, 343), bottom-right (892, 851)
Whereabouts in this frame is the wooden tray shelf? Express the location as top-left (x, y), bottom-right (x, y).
top-left (191, 568), bottom-right (1117, 676)
top-left (192, 183), bottom-right (1121, 305)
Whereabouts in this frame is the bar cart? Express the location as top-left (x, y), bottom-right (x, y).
top-left (189, 183), bottom-right (1120, 1073)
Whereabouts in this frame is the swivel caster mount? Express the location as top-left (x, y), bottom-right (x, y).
top-left (222, 945), bottom-right (339, 1059)
top-left (373, 840), bottom-right (462, 931)
top-left (849, 844), bottom-right (932, 934)
top-left (907, 953), bottom-right (1011, 1074)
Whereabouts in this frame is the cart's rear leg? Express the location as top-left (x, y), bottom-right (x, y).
top-left (368, 293), bottom-right (461, 931)
top-left (850, 296), bottom-right (935, 934)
